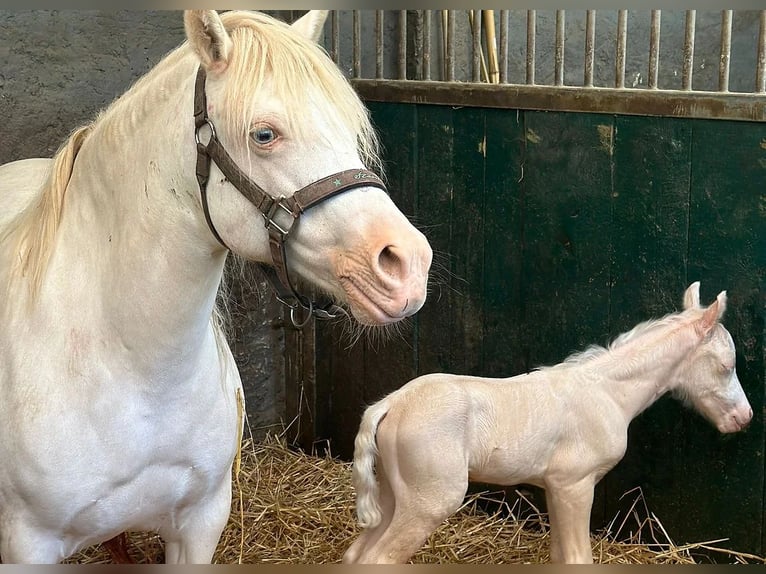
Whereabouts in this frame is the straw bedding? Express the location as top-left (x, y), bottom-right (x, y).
top-left (68, 434), bottom-right (765, 564)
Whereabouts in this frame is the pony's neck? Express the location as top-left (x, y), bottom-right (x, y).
top-left (596, 318), bottom-right (700, 421)
top-left (48, 52), bottom-right (228, 376)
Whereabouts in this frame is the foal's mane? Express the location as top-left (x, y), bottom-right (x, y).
top-left (546, 311), bottom-right (692, 369)
top-left (3, 10), bottom-right (381, 298)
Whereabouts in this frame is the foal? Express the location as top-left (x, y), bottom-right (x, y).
top-left (343, 283), bottom-right (753, 564)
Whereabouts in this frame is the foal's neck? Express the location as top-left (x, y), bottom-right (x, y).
top-left (598, 318), bottom-right (700, 420)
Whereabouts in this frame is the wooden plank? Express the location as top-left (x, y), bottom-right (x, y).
top-left (481, 107), bottom-right (526, 378)
top-left (602, 115), bottom-right (693, 539)
top-left (447, 107), bottom-right (487, 376)
top-left (519, 111), bottom-right (613, 370)
top-left (353, 80), bottom-right (766, 122)
top-left (682, 119), bottom-right (765, 557)
top-left (413, 104), bottom-right (456, 376)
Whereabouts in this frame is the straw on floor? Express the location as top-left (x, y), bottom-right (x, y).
top-left (68, 433), bottom-right (766, 564)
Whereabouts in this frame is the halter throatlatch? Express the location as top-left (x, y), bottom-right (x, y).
top-left (192, 66), bottom-right (387, 327)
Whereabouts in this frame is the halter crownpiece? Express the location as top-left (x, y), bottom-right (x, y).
top-left (192, 66), bottom-right (388, 327)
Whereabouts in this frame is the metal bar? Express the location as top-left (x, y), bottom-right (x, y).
top-left (584, 10), bottom-right (595, 87)
top-left (615, 10), bottom-right (628, 88)
top-left (331, 10), bottom-right (339, 65)
top-left (352, 10), bottom-right (361, 78)
top-left (353, 79), bottom-right (766, 122)
top-left (413, 10), bottom-right (423, 80)
top-left (649, 10), bottom-right (661, 89)
top-left (471, 10), bottom-right (482, 82)
top-left (682, 10), bottom-right (696, 91)
top-left (423, 10), bottom-right (432, 81)
top-left (375, 11), bottom-right (384, 80)
top-left (446, 10), bottom-right (455, 82)
top-left (398, 11), bottom-right (407, 80)
top-left (499, 10), bottom-right (509, 84)
top-left (526, 10), bottom-right (536, 85)
top-left (757, 11), bottom-right (766, 92)
top-left (719, 9), bottom-right (733, 92)
top-left (554, 10), bottom-right (565, 86)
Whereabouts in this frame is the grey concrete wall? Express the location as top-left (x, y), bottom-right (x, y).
top-left (0, 10), bottom-right (288, 436)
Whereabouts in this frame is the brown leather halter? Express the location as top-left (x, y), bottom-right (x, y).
top-left (192, 67), bottom-right (387, 327)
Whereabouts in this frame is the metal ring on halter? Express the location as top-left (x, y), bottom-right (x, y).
top-left (195, 119), bottom-right (216, 146)
top-left (290, 300), bottom-right (314, 329)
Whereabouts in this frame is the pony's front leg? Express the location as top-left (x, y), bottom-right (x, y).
top-left (0, 521), bottom-right (67, 564)
top-left (160, 475), bottom-right (232, 564)
top-left (544, 479), bottom-right (596, 564)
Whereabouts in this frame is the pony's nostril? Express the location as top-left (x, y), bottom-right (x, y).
top-left (377, 245), bottom-right (404, 281)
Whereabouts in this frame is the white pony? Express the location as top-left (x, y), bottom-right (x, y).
top-left (343, 282), bottom-right (752, 564)
top-left (0, 10), bottom-right (432, 564)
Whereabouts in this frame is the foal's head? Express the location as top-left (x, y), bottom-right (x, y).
top-left (675, 282), bottom-right (752, 433)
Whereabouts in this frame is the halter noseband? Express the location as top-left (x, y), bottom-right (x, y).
top-left (192, 66), bottom-right (387, 327)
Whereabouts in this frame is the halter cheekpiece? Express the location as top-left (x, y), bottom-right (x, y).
top-left (192, 66), bottom-right (387, 327)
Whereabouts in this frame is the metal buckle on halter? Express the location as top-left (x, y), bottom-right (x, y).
top-left (263, 196), bottom-right (296, 239)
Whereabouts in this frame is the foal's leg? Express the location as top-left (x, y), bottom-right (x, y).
top-left (160, 474), bottom-right (232, 564)
top-left (544, 479), bottom-right (596, 564)
top-left (343, 468), bottom-right (397, 564)
top-left (353, 463), bottom-right (469, 563)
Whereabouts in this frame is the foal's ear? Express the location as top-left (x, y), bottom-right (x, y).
top-left (291, 10), bottom-right (329, 43)
top-left (698, 290), bottom-right (727, 335)
top-left (184, 10), bottom-right (233, 74)
top-left (683, 281), bottom-right (701, 310)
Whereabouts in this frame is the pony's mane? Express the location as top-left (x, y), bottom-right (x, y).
top-left (542, 311), bottom-right (692, 370)
top-left (3, 10), bottom-right (381, 298)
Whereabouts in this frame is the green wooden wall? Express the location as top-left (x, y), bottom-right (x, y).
top-left (305, 102), bottom-right (766, 558)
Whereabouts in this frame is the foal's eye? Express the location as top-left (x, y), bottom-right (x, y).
top-left (250, 126), bottom-right (277, 146)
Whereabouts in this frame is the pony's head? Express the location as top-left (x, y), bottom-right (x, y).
top-left (184, 10), bottom-right (432, 326)
top-left (675, 282), bottom-right (752, 433)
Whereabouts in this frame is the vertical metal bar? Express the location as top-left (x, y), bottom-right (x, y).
top-left (615, 10), bottom-right (628, 88)
top-left (719, 9), bottom-right (733, 92)
top-left (526, 10), bottom-right (536, 85)
top-left (331, 10), bottom-right (340, 65)
top-left (423, 10), bottom-right (432, 81)
top-left (499, 9), bottom-right (509, 84)
top-left (682, 10), bottom-right (696, 91)
top-left (584, 10), bottom-right (596, 87)
top-left (471, 10), bottom-right (482, 82)
top-left (648, 10), bottom-right (661, 89)
top-left (398, 10), bottom-right (407, 80)
top-left (375, 11), bottom-right (384, 80)
top-left (352, 11), bottom-right (361, 78)
top-left (757, 11), bottom-right (766, 92)
top-left (447, 10), bottom-right (456, 82)
top-left (554, 10), bottom-right (565, 86)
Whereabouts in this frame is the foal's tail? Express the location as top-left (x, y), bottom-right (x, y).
top-left (352, 398), bottom-right (392, 529)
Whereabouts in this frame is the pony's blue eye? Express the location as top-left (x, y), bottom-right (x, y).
top-left (251, 126), bottom-right (276, 145)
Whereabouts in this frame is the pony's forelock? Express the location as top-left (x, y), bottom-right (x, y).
top-left (218, 11), bottom-right (382, 175)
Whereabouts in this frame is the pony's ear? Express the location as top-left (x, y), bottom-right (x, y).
top-left (184, 10), bottom-right (233, 74)
top-left (683, 281), bottom-right (701, 310)
top-left (291, 10), bottom-right (329, 43)
top-left (698, 290), bottom-right (727, 336)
